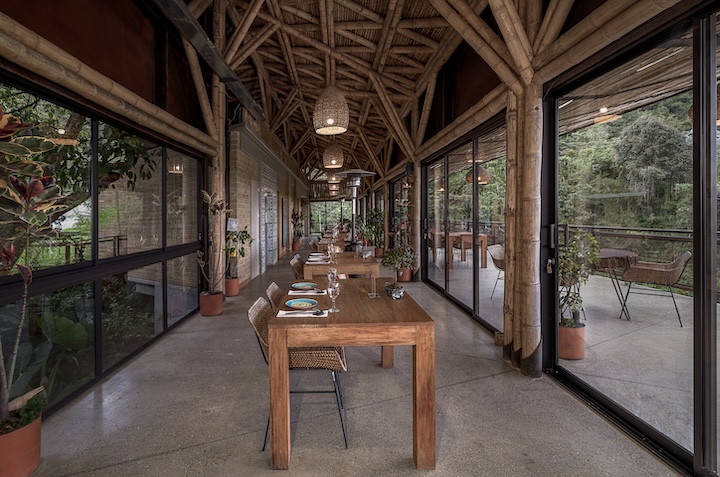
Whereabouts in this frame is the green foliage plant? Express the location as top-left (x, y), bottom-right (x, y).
top-left (196, 190), bottom-right (230, 295)
top-left (226, 225), bottom-right (253, 278)
top-left (558, 231), bottom-right (600, 328)
top-left (365, 207), bottom-right (384, 247)
top-left (0, 105), bottom-right (65, 432)
top-left (381, 244), bottom-right (415, 283)
top-left (291, 209), bottom-right (304, 241)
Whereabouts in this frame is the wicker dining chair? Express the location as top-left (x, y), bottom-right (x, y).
top-left (487, 244), bottom-right (505, 299)
top-left (620, 251), bottom-right (692, 327)
top-left (265, 281), bottom-right (284, 312)
top-left (309, 240), bottom-right (318, 252)
top-left (290, 256), bottom-right (304, 279)
top-left (247, 297), bottom-right (348, 450)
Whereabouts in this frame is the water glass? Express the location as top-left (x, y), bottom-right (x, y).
top-left (327, 268), bottom-right (338, 282)
top-left (328, 280), bottom-right (340, 312)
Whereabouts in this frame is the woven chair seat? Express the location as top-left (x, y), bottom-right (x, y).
top-left (621, 251), bottom-right (691, 286)
top-left (289, 347), bottom-right (347, 372)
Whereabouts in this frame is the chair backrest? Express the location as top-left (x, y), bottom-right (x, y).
top-left (290, 257), bottom-right (304, 279)
top-left (309, 240), bottom-right (318, 252)
top-left (247, 297), bottom-right (274, 364)
top-left (667, 251), bottom-right (692, 285)
top-left (487, 244), bottom-right (505, 270)
top-left (266, 282), bottom-right (284, 312)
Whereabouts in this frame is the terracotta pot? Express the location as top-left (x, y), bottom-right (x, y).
top-left (374, 247), bottom-right (384, 258)
top-left (291, 241), bottom-right (300, 251)
top-left (199, 292), bottom-right (223, 316)
top-left (0, 416), bottom-right (41, 477)
top-left (397, 268), bottom-right (412, 282)
top-left (558, 325), bottom-right (586, 360)
top-left (225, 278), bottom-right (240, 297)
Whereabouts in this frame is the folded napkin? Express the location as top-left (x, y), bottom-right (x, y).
top-left (288, 289), bottom-right (327, 295)
top-left (306, 260), bottom-right (331, 264)
top-left (277, 309), bottom-right (329, 318)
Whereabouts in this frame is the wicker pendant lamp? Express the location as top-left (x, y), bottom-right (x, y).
top-left (327, 173), bottom-right (341, 184)
top-left (323, 139), bottom-right (344, 169)
top-left (466, 166), bottom-right (491, 185)
top-left (313, 85), bottom-right (349, 135)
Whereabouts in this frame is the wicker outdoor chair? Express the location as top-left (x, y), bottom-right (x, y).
top-left (620, 251), bottom-right (692, 327)
top-left (265, 281), bottom-right (285, 312)
top-left (487, 244), bottom-right (505, 299)
top-left (309, 240), bottom-right (318, 252)
top-left (290, 256), bottom-right (304, 279)
top-left (247, 297), bottom-right (348, 450)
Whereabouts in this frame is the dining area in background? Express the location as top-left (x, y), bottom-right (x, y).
top-left (303, 249), bottom-right (380, 280)
top-left (266, 275), bottom-right (436, 470)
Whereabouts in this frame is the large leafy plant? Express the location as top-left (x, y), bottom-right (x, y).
top-left (196, 190), bottom-right (230, 294)
top-left (0, 106), bottom-right (65, 431)
top-left (558, 231), bottom-right (600, 327)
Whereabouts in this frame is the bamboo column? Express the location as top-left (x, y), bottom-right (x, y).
top-left (503, 93), bottom-right (518, 363)
top-left (210, 0), bottom-right (227, 293)
top-left (518, 82), bottom-right (542, 377)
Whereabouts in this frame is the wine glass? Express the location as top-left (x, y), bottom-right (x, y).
top-left (327, 244), bottom-right (335, 263)
top-left (327, 267), bottom-right (338, 283)
top-left (328, 280), bottom-right (340, 313)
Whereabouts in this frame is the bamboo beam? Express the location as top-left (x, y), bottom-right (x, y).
top-left (358, 126), bottom-right (385, 179)
top-left (0, 13), bottom-right (217, 155)
top-left (229, 23), bottom-right (280, 69)
top-left (430, 0), bottom-right (522, 95)
top-left (415, 73), bottom-right (436, 148)
top-left (182, 39), bottom-right (218, 141)
top-left (522, 0), bottom-right (542, 46)
top-left (532, 0), bottom-right (573, 54)
top-left (416, 84), bottom-right (506, 160)
top-left (270, 88), bottom-right (300, 132)
top-left (370, 76), bottom-right (415, 161)
top-left (224, 0), bottom-right (266, 63)
top-left (447, 0), bottom-right (513, 71)
top-left (533, 0), bottom-right (681, 82)
top-left (488, 0), bottom-right (534, 85)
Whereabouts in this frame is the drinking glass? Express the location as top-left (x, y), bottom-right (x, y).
top-left (328, 280), bottom-right (340, 312)
top-left (327, 244), bottom-right (334, 263)
top-left (327, 268), bottom-right (338, 283)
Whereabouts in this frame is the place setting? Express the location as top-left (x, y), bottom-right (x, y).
top-left (277, 297), bottom-right (328, 317)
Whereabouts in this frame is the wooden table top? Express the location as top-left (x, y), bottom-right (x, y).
top-left (275, 277), bottom-right (434, 327)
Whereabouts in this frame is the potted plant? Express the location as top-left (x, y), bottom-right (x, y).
top-left (0, 107), bottom-right (64, 476)
top-left (381, 245), bottom-right (415, 298)
top-left (557, 231), bottom-right (600, 360)
top-left (365, 208), bottom-right (384, 257)
top-left (224, 225), bottom-right (252, 297)
top-left (291, 208), bottom-right (303, 251)
top-left (196, 190), bottom-right (230, 316)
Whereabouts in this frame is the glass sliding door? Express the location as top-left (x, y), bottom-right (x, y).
top-left (446, 143), bottom-right (474, 308)
top-left (426, 160), bottom-right (446, 287)
top-left (555, 22), bottom-right (699, 458)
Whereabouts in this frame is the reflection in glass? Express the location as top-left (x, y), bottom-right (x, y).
top-left (0, 282), bottom-right (95, 408)
top-left (166, 151), bottom-right (198, 247)
top-left (102, 263), bottom-right (162, 370)
top-left (557, 26), bottom-right (694, 451)
top-left (426, 161), bottom-right (445, 287)
top-left (98, 124), bottom-right (162, 258)
top-left (168, 254), bottom-right (198, 327)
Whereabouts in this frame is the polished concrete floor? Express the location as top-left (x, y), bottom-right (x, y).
top-left (36, 247), bottom-right (684, 476)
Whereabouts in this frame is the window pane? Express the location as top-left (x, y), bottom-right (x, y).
top-left (98, 123), bottom-right (162, 258)
top-left (168, 253), bottom-right (198, 327)
top-left (167, 151), bottom-right (198, 247)
top-left (0, 85), bottom-right (92, 270)
top-left (557, 26), bottom-right (694, 451)
top-left (102, 263), bottom-right (162, 370)
top-left (0, 282), bottom-right (95, 407)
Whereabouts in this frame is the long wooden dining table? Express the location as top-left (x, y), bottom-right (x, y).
top-left (303, 252), bottom-right (381, 279)
top-left (268, 277), bottom-right (436, 470)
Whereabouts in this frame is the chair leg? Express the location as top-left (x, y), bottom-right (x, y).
top-left (668, 286), bottom-right (683, 327)
top-left (331, 371), bottom-right (349, 448)
top-left (335, 371), bottom-right (345, 409)
top-left (262, 415), bottom-right (269, 451)
top-left (491, 271), bottom-right (502, 299)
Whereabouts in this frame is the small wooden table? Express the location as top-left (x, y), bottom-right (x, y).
top-left (268, 278), bottom-right (436, 470)
top-left (449, 232), bottom-right (488, 268)
top-left (304, 253), bottom-right (380, 279)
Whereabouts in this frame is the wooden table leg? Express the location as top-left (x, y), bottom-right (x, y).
top-left (268, 327), bottom-right (291, 469)
top-left (413, 326), bottom-right (436, 470)
top-left (381, 346), bottom-right (394, 368)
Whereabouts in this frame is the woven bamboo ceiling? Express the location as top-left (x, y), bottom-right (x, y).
top-left (179, 0), bottom-right (701, 195)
